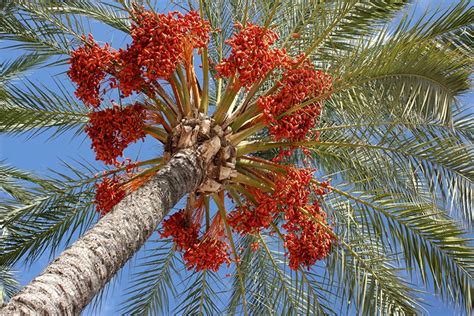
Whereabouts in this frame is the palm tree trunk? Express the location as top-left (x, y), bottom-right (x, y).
top-left (1, 148), bottom-right (205, 315)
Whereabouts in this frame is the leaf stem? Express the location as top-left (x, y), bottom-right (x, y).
top-left (213, 193), bottom-right (248, 316)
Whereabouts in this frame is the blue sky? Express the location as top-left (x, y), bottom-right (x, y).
top-left (1, 0), bottom-right (471, 315)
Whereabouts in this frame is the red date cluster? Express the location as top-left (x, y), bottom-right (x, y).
top-left (284, 204), bottom-right (333, 270)
top-left (123, 10), bottom-right (210, 84)
top-left (93, 160), bottom-right (139, 215)
top-left (161, 210), bottom-right (230, 272)
top-left (85, 104), bottom-right (145, 215)
top-left (227, 188), bottom-right (277, 234)
top-left (68, 7), bottom-right (335, 272)
top-left (215, 22), bottom-right (287, 89)
top-left (84, 103), bottom-right (146, 165)
top-left (69, 10), bottom-right (210, 99)
top-left (94, 176), bottom-right (126, 216)
top-left (183, 237), bottom-right (230, 272)
top-left (161, 210), bottom-right (200, 250)
top-left (229, 168), bottom-right (334, 270)
top-left (259, 60), bottom-right (333, 141)
top-left (278, 169), bottom-right (333, 270)
top-left (67, 35), bottom-right (114, 108)
top-left (69, 9), bottom-right (210, 222)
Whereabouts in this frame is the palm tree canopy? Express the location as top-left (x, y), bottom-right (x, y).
top-left (1, 0), bottom-right (473, 315)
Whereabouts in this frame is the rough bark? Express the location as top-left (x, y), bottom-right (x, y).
top-left (1, 148), bottom-right (205, 315)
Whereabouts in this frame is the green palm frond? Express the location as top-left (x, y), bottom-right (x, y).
top-left (312, 113), bottom-right (474, 222)
top-left (0, 80), bottom-right (88, 139)
top-left (227, 234), bottom-right (264, 315)
top-left (227, 234), bottom-right (329, 315)
top-left (227, 224), bottom-right (334, 315)
top-left (284, 1), bottom-right (472, 126)
top-left (408, 0), bottom-right (473, 57)
top-left (174, 269), bottom-right (225, 315)
top-left (227, 225), bottom-right (420, 315)
top-left (0, 162), bottom-right (41, 203)
top-left (327, 124), bottom-right (474, 214)
top-left (325, 184), bottom-right (474, 312)
top-left (275, 0), bottom-right (410, 57)
top-left (16, 0), bottom-right (131, 34)
top-left (329, 35), bottom-right (470, 124)
top-left (0, 162), bottom-right (98, 267)
top-left (323, 101), bottom-right (474, 142)
top-left (0, 227), bottom-right (19, 306)
top-left (255, 234), bottom-right (335, 315)
top-left (120, 238), bottom-right (179, 316)
top-left (0, 1), bottom-right (15, 12)
top-left (0, 264), bottom-right (18, 306)
top-left (199, 0), bottom-right (244, 65)
top-left (325, 229), bottom-right (421, 315)
top-left (254, 237), bottom-right (311, 315)
top-left (0, 53), bottom-right (48, 83)
top-left (0, 6), bottom-right (73, 56)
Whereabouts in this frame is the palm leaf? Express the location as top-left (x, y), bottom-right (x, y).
top-left (174, 269), bottom-right (225, 315)
top-left (0, 80), bottom-right (88, 139)
top-left (17, 0), bottom-right (131, 34)
top-left (0, 264), bottom-right (19, 306)
top-left (0, 162), bottom-right (42, 203)
top-left (0, 6), bottom-right (73, 56)
top-left (326, 184), bottom-right (474, 312)
top-left (120, 238), bottom-right (179, 315)
top-left (0, 162), bottom-right (98, 266)
top-left (0, 53), bottom-right (48, 83)
top-left (312, 113), bottom-right (474, 223)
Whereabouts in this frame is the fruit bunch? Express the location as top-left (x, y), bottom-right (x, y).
top-left (68, 6), bottom-right (334, 272)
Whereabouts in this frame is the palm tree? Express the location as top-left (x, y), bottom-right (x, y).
top-left (1, 0), bottom-right (473, 315)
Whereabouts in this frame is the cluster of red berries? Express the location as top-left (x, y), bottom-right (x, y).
top-left (161, 210), bottom-right (230, 272)
top-left (93, 160), bottom-right (139, 216)
top-left (227, 188), bottom-right (277, 234)
top-left (94, 176), bottom-right (126, 216)
top-left (284, 203), bottom-right (333, 270)
top-left (68, 35), bottom-right (113, 107)
top-left (68, 8), bottom-right (335, 272)
top-left (277, 169), bottom-right (333, 270)
top-left (69, 9), bottom-right (210, 100)
top-left (259, 60), bottom-right (333, 141)
top-left (161, 210), bottom-right (200, 250)
top-left (85, 103), bottom-right (146, 165)
top-left (112, 48), bottom-right (146, 97)
top-left (229, 168), bottom-right (333, 270)
top-left (211, 22), bottom-right (332, 141)
top-left (124, 10), bottom-right (210, 84)
top-left (69, 9), bottom-right (211, 165)
top-left (183, 237), bottom-right (230, 272)
top-left (215, 23), bottom-right (287, 89)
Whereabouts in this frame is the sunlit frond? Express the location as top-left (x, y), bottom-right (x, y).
top-left (328, 36), bottom-right (470, 124)
top-left (325, 185), bottom-right (473, 312)
top-left (120, 238), bottom-right (179, 315)
top-left (17, 0), bottom-right (132, 34)
top-left (325, 227), bottom-right (421, 315)
top-left (311, 111), bottom-right (474, 223)
top-left (0, 162), bottom-right (40, 203)
top-left (0, 80), bottom-right (88, 139)
top-left (0, 5), bottom-right (73, 56)
top-left (0, 163), bottom-right (98, 267)
top-left (0, 264), bottom-right (19, 306)
top-left (0, 53), bottom-right (48, 83)
top-left (174, 269), bottom-right (225, 315)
